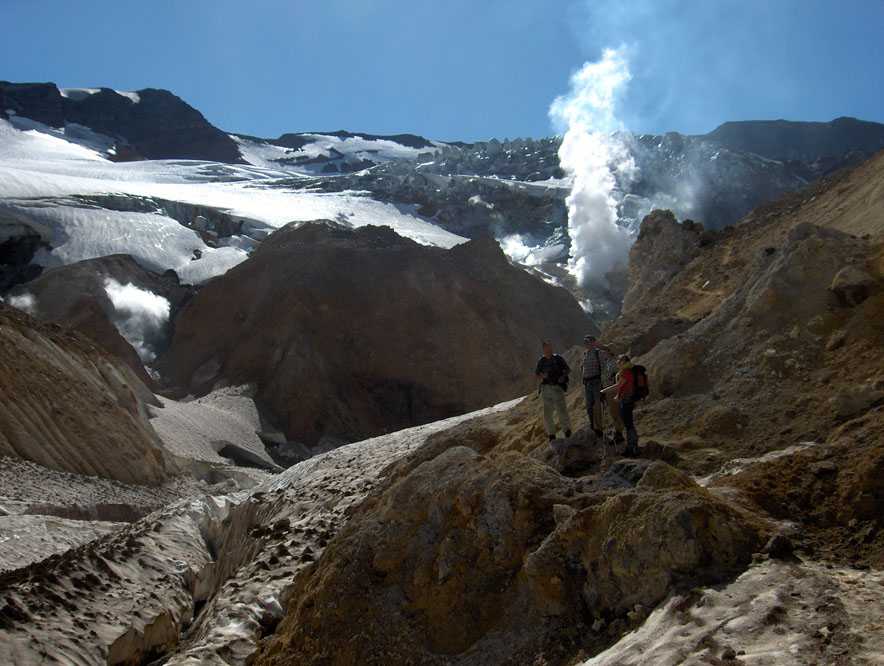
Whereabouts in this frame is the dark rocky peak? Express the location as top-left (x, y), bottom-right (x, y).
top-left (64, 87), bottom-right (244, 162)
top-left (258, 220), bottom-right (419, 255)
top-left (0, 81), bottom-right (65, 126)
top-left (449, 233), bottom-right (512, 269)
top-left (0, 81), bottom-right (244, 163)
top-left (703, 117), bottom-right (884, 162)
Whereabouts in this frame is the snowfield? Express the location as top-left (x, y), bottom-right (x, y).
top-left (0, 117), bottom-right (467, 284)
top-left (232, 132), bottom-right (441, 172)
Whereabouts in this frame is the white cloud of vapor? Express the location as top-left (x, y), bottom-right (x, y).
top-left (6, 292), bottom-right (38, 315)
top-left (498, 234), bottom-right (566, 267)
top-left (549, 46), bottom-right (635, 288)
top-left (103, 278), bottom-right (170, 363)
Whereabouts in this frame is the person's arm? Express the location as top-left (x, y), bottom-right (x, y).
top-left (535, 358), bottom-right (545, 380)
top-left (558, 356), bottom-right (570, 383)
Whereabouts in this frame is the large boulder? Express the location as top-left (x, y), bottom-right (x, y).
top-left (0, 303), bottom-right (170, 485)
top-left (159, 222), bottom-right (594, 445)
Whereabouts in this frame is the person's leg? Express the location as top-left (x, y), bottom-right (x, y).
top-left (541, 386), bottom-right (557, 439)
top-left (620, 400), bottom-right (638, 455)
top-left (585, 378), bottom-right (601, 433)
top-left (619, 399), bottom-right (638, 454)
top-left (583, 379), bottom-right (596, 428)
top-left (553, 385), bottom-right (572, 436)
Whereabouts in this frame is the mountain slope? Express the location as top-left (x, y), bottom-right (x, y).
top-left (600, 150), bottom-right (884, 476)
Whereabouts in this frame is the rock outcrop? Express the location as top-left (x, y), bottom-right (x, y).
top-left (253, 424), bottom-right (762, 665)
top-left (0, 302), bottom-right (170, 485)
top-left (159, 222), bottom-right (593, 446)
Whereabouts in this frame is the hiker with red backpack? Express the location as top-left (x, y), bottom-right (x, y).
top-left (608, 354), bottom-right (649, 457)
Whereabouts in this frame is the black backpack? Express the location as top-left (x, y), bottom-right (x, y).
top-left (632, 365), bottom-right (649, 400)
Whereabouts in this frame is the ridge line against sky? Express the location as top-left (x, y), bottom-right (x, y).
top-left (2, 0), bottom-right (883, 142)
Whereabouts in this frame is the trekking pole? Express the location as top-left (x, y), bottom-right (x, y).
top-left (599, 391), bottom-right (607, 462)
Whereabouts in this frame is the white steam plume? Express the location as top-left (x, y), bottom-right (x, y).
top-left (103, 278), bottom-right (170, 363)
top-left (549, 47), bottom-right (635, 287)
top-left (6, 292), bottom-right (38, 315)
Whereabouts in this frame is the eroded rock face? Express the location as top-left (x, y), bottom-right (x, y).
top-left (253, 447), bottom-right (761, 665)
top-left (159, 222), bottom-right (593, 445)
top-left (0, 302), bottom-right (170, 485)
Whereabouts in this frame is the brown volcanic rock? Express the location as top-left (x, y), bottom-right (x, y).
top-left (0, 302), bottom-right (170, 485)
top-left (253, 442), bottom-right (761, 665)
top-left (159, 222), bottom-right (593, 445)
top-left (621, 209), bottom-right (707, 314)
top-left (8, 254), bottom-right (192, 383)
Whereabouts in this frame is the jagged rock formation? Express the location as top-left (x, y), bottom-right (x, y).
top-left (0, 302), bottom-right (170, 485)
top-left (159, 221), bottom-right (593, 445)
top-left (0, 81), bottom-right (244, 162)
top-left (6, 254), bottom-right (193, 381)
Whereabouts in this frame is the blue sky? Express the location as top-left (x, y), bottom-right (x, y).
top-left (2, 0), bottom-right (882, 141)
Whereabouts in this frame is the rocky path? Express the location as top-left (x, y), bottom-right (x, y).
top-left (0, 515), bottom-right (124, 573)
top-left (0, 399), bottom-right (521, 665)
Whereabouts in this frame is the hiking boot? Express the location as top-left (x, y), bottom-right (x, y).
top-left (564, 429), bottom-right (572, 438)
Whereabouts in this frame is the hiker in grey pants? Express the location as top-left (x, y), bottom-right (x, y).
top-left (535, 340), bottom-right (572, 441)
top-left (582, 334), bottom-right (615, 437)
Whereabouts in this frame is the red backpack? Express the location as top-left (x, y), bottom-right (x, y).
top-left (632, 365), bottom-right (649, 400)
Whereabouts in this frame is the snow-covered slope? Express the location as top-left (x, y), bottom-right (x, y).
top-left (0, 117), bottom-right (467, 286)
top-left (232, 131), bottom-right (442, 174)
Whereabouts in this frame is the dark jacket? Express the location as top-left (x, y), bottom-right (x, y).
top-left (536, 354), bottom-right (570, 386)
